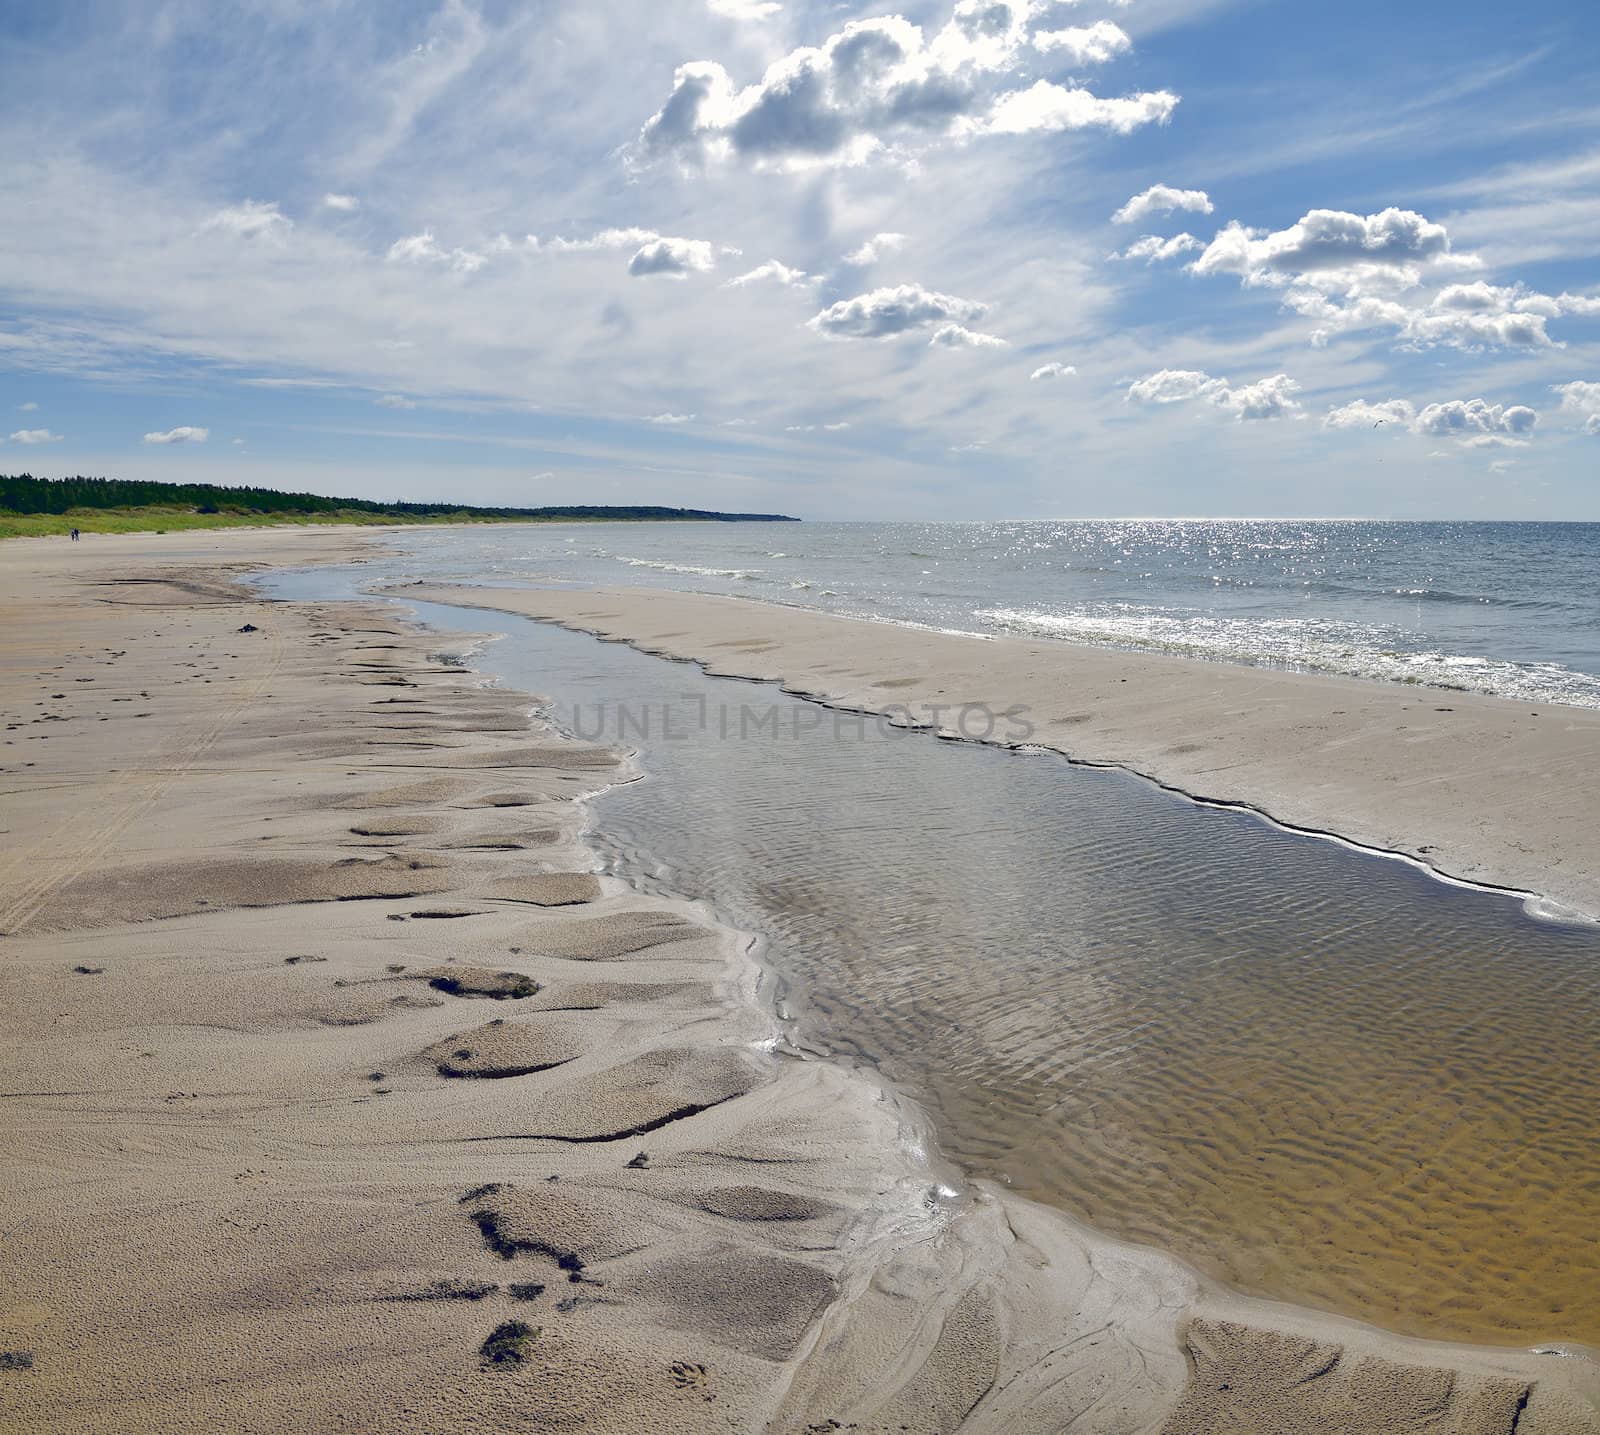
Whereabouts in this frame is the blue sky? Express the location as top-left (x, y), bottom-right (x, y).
top-left (1, 0), bottom-right (1597, 519)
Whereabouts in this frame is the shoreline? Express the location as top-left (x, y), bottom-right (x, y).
top-left (396, 583), bottom-right (1600, 923)
top-left (2, 530), bottom-right (1596, 1433)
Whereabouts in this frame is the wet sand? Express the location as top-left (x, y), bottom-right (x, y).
top-left (1, 531), bottom-right (1596, 1433)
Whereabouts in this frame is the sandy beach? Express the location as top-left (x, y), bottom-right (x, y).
top-left (2, 530), bottom-right (1597, 1434)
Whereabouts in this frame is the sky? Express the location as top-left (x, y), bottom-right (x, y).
top-left (1, 0), bottom-right (1598, 520)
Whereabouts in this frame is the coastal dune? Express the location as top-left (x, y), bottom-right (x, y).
top-left (0, 533), bottom-right (1595, 1433)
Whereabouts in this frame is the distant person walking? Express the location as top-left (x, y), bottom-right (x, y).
top-left (69, 527), bottom-right (80, 542)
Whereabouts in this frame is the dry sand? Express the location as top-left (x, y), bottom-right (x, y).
top-left (400, 583), bottom-right (1600, 922)
top-left (0, 530), bottom-right (1595, 1433)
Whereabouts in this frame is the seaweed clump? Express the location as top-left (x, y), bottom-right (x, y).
top-left (480, 1321), bottom-right (539, 1366)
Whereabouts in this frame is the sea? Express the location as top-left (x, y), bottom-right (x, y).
top-left (384, 518), bottom-right (1600, 709)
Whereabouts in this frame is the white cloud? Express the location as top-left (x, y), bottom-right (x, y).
top-left (530, 470), bottom-right (555, 480)
top-left (1128, 369), bottom-right (1215, 404)
top-left (1322, 398), bottom-right (1417, 429)
top-left (1029, 361), bottom-right (1076, 380)
top-left (1288, 280), bottom-right (1560, 352)
top-left (18, 401), bottom-right (39, 411)
top-left (375, 394), bottom-right (417, 409)
top-left (541, 227), bottom-right (718, 277)
top-left (785, 420), bottom-right (851, 431)
top-left (201, 200), bottom-right (292, 242)
top-left (1559, 292), bottom-right (1600, 317)
top-left (1114, 232), bottom-right (1201, 263)
top-left (726, 259), bottom-right (809, 287)
top-left (1324, 396), bottom-right (1539, 446)
top-left (1416, 399), bottom-right (1537, 446)
top-left (142, 426), bottom-right (209, 444)
top-left (1553, 381), bottom-right (1600, 436)
top-left (542, 227), bottom-right (661, 253)
top-left (628, 236), bottom-right (717, 277)
top-left (982, 81), bottom-right (1178, 136)
top-left (7, 428), bottom-right (62, 444)
top-left (1128, 368), bottom-right (1301, 420)
top-left (842, 232), bottom-right (908, 265)
top-left (929, 322), bottom-right (1008, 348)
top-left (1112, 184), bottom-right (1213, 225)
top-left (322, 193), bottom-right (359, 212)
top-left (1032, 22), bottom-right (1132, 66)
top-left (1432, 280), bottom-right (1550, 314)
top-left (808, 283), bottom-right (986, 339)
top-left (635, 6), bottom-right (1175, 169)
top-left (1192, 207), bottom-right (1455, 288)
top-left (645, 412), bottom-right (695, 424)
top-left (387, 231), bottom-right (486, 273)
top-left (708, 0), bottom-right (781, 16)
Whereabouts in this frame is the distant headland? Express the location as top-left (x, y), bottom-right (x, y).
top-left (0, 473), bottom-right (799, 538)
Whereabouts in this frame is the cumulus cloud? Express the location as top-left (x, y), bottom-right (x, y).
top-left (1128, 368), bottom-right (1301, 420)
top-left (1189, 209), bottom-right (1583, 352)
top-left (375, 394), bottom-right (417, 409)
top-left (635, 5), bottom-right (1177, 169)
top-left (1322, 398), bottom-right (1417, 429)
top-left (982, 81), bottom-right (1178, 136)
top-left (7, 428), bottom-right (62, 444)
top-left (387, 231), bottom-right (486, 272)
top-left (628, 236), bottom-right (716, 277)
top-left (201, 200), bottom-right (292, 242)
top-left (929, 322), bottom-right (1007, 348)
top-left (1031, 22), bottom-right (1131, 66)
top-left (1416, 399), bottom-right (1537, 446)
top-left (843, 232), bottom-right (908, 265)
top-left (708, 0), bottom-right (781, 16)
top-left (541, 227), bottom-right (719, 277)
top-left (1192, 207), bottom-right (1455, 287)
top-left (1114, 233), bottom-right (1201, 263)
top-left (645, 412), bottom-right (695, 424)
top-left (726, 259), bottom-right (810, 287)
top-left (142, 426), bottom-right (209, 444)
top-left (785, 420), bottom-right (852, 431)
top-left (1554, 380), bottom-right (1600, 435)
top-left (808, 283), bottom-right (985, 339)
top-left (1112, 184), bottom-right (1213, 225)
top-left (1288, 282), bottom-right (1560, 351)
top-left (1324, 396), bottom-right (1539, 445)
top-left (322, 193), bottom-right (359, 211)
top-left (1559, 292), bottom-right (1600, 317)
top-left (19, 401), bottom-right (39, 411)
top-left (1029, 361), bottom-right (1076, 380)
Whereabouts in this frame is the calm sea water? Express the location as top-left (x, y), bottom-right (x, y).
top-left (387, 519), bottom-right (1600, 707)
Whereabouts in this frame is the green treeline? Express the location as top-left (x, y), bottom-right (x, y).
top-left (0, 473), bottom-right (797, 523)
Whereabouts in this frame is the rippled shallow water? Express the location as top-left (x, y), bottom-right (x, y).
top-left (268, 566), bottom-right (1600, 1347)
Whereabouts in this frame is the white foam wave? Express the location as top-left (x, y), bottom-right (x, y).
top-left (614, 555), bottom-right (762, 580)
top-left (978, 605), bottom-right (1600, 709)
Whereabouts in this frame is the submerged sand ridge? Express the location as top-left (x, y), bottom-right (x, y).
top-left (0, 530), bottom-right (1594, 1433)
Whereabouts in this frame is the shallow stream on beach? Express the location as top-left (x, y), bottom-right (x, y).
top-left (268, 564), bottom-right (1600, 1350)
